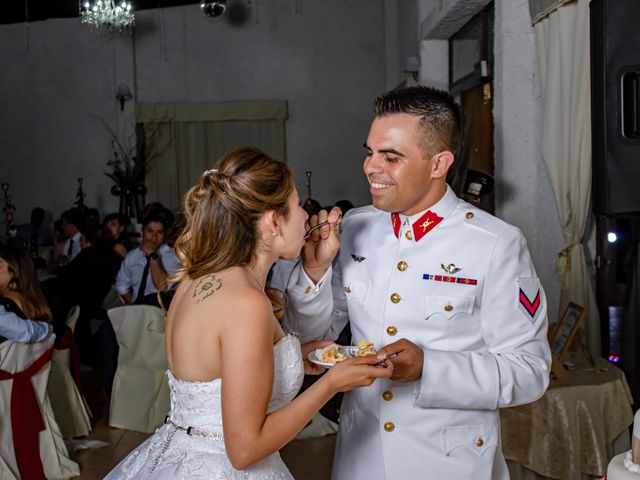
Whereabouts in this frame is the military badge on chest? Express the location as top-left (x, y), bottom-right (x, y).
top-left (351, 254), bottom-right (366, 263)
top-left (422, 262), bottom-right (478, 286)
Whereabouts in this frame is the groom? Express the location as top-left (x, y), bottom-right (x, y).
top-left (281, 86), bottom-right (551, 479)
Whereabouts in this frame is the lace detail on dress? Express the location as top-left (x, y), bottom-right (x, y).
top-left (105, 334), bottom-right (303, 480)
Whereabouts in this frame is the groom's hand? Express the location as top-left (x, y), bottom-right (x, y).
top-left (377, 338), bottom-right (424, 382)
top-left (302, 207), bottom-right (342, 283)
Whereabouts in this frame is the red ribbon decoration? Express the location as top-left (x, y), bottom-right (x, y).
top-left (55, 325), bottom-right (82, 394)
top-left (0, 346), bottom-right (54, 480)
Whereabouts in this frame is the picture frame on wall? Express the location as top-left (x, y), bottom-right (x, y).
top-left (549, 302), bottom-right (586, 362)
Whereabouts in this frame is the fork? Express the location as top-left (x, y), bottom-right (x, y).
top-left (304, 220), bottom-right (331, 239)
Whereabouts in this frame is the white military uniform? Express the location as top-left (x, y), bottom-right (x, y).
top-left (283, 186), bottom-right (551, 480)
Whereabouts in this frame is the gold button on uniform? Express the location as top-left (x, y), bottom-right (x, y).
top-left (475, 438), bottom-right (484, 447)
top-left (405, 230), bottom-right (413, 240)
top-left (466, 212), bottom-right (474, 220)
top-left (382, 391), bottom-right (393, 401)
top-left (304, 286), bottom-right (311, 294)
top-left (390, 293), bottom-right (401, 304)
top-left (386, 326), bottom-right (397, 336)
top-left (343, 286), bottom-right (351, 294)
top-left (444, 304), bottom-right (453, 312)
top-left (384, 422), bottom-right (395, 432)
top-left (397, 261), bottom-right (408, 272)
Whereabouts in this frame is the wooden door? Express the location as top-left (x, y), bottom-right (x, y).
top-left (460, 82), bottom-right (495, 214)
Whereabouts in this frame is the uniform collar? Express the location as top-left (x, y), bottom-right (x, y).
top-left (390, 185), bottom-right (458, 242)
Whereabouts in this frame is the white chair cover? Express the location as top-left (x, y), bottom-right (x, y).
top-left (102, 286), bottom-right (124, 310)
top-left (0, 336), bottom-right (80, 479)
top-left (47, 306), bottom-right (92, 438)
top-left (108, 305), bottom-right (170, 433)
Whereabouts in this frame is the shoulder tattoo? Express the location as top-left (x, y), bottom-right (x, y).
top-left (192, 275), bottom-right (223, 304)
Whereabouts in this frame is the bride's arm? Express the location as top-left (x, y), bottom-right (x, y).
top-left (219, 288), bottom-right (391, 470)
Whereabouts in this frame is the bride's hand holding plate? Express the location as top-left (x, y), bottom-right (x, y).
top-left (325, 354), bottom-right (394, 393)
top-left (300, 339), bottom-right (334, 375)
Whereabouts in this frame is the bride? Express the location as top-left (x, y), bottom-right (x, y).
top-left (105, 147), bottom-right (392, 479)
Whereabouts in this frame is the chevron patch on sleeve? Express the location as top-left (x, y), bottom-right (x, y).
top-left (517, 278), bottom-right (542, 323)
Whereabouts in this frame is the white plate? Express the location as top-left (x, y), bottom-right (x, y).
top-left (308, 345), bottom-right (359, 368)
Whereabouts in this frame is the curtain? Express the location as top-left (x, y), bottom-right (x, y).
top-left (528, 0), bottom-right (575, 25)
top-left (533, 0), bottom-right (600, 353)
top-left (138, 101), bottom-right (288, 211)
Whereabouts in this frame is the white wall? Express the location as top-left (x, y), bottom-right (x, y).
top-left (0, 21), bottom-right (135, 225)
top-left (0, 1), bottom-right (388, 226)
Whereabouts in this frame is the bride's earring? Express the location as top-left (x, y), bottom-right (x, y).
top-left (271, 231), bottom-right (279, 237)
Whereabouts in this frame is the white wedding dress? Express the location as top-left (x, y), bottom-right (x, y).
top-left (105, 335), bottom-right (304, 479)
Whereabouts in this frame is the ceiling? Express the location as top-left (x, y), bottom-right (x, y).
top-left (3, 1), bottom-right (199, 25)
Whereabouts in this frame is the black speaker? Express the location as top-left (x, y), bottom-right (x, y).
top-left (591, 0), bottom-right (640, 216)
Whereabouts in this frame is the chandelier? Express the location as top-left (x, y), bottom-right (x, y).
top-left (80, 0), bottom-right (135, 34)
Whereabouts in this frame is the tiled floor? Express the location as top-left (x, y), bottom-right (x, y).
top-left (71, 368), bottom-right (336, 479)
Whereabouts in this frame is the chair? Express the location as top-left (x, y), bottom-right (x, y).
top-left (0, 336), bottom-right (80, 479)
top-left (102, 286), bottom-right (124, 310)
top-left (47, 305), bottom-right (92, 438)
top-left (108, 305), bottom-right (170, 433)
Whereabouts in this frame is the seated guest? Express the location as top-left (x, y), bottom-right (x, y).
top-left (102, 213), bottom-right (132, 258)
top-left (15, 207), bottom-right (54, 250)
top-left (0, 304), bottom-right (52, 343)
top-left (48, 226), bottom-right (121, 325)
top-left (0, 243), bottom-right (53, 324)
top-left (49, 209), bottom-right (84, 270)
top-left (42, 227), bottom-right (122, 382)
top-left (115, 214), bottom-right (180, 307)
top-left (60, 209), bottom-right (84, 262)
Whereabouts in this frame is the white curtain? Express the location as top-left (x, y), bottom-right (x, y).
top-left (533, 0), bottom-right (600, 353)
top-left (138, 101), bottom-right (288, 211)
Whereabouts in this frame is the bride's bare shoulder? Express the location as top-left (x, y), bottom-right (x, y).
top-left (176, 268), bottom-right (270, 314)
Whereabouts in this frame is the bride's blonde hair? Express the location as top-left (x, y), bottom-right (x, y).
top-left (173, 146), bottom-right (293, 315)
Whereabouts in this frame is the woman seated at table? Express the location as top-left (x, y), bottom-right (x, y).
top-left (0, 243), bottom-right (53, 341)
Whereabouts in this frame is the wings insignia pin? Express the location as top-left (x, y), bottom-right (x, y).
top-left (441, 263), bottom-right (462, 274)
top-left (351, 254), bottom-right (366, 263)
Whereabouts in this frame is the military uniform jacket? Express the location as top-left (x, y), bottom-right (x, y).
top-left (284, 187), bottom-right (551, 480)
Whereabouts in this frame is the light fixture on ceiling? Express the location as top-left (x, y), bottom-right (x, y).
top-left (201, 0), bottom-right (227, 18)
top-left (80, 0), bottom-right (135, 34)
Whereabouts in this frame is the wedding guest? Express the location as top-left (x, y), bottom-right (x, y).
top-left (44, 226), bottom-right (122, 388)
top-left (138, 202), bottom-right (176, 246)
top-left (281, 86), bottom-right (551, 479)
top-left (60, 208), bottom-right (84, 262)
top-left (115, 214), bottom-right (180, 307)
top-left (15, 207), bottom-right (53, 250)
top-left (0, 304), bottom-right (52, 344)
top-left (102, 213), bottom-right (132, 258)
top-left (0, 243), bottom-right (53, 326)
top-left (105, 146), bottom-right (392, 479)
top-left (48, 209), bottom-right (84, 272)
